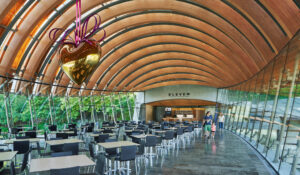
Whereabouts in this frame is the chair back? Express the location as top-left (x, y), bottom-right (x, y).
top-left (25, 131), bottom-right (37, 138)
top-left (13, 140), bottom-right (29, 154)
top-left (86, 126), bottom-right (93, 133)
top-left (63, 143), bottom-right (79, 155)
top-left (51, 151), bottom-right (73, 157)
top-left (97, 134), bottom-right (109, 143)
top-left (49, 125), bottom-right (57, 131)
top-left (56, 133), bottom-right (68, 139)
top-left (177, 128), bottom-right (184, 135)
top-left (145, 136), bottom-right (157, 147)
top-left (165, 131), bottom-right (174, 140)
top-left (120, 146), bottom-right (137, 161)
top-left (137, 140), bottom-right (145, 155)
top-left (50, 166), bottom-right (80, 175)
top-left (105, 139), bottom-right (117, 155)
top-left (89, 143), bottom-right (95, 159)
top-left (94, 153), bottom-right (105, 175)
top-left (50, 144), bottom-right (64, 152)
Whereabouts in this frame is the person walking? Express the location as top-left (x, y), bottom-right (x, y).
top-left (203, 111), bottom-right (212, 138)
top-left (218, 113), bottom-right (225, 130)
top-left (211, 122), bottom-right (216, 139)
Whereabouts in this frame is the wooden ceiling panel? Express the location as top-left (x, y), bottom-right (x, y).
top-left (0, 0), bottom-right (298, 94)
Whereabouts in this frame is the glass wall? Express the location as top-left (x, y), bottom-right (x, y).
top-left (0, 83), bottom-right (137, 133)
top-left (217, 31), bottom-right (300, 175)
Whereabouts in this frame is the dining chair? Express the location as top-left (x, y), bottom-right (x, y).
top-left (88, 143), bottom-right (95, 160)
top-left (116, 145), bottom-right (137, 174)
top-left (63, 143), bottom-right (79, 155)
top-left (145, 136), bottom-right (157, 156)
top-left (50, 144), bottom-right (64, 152)
top-left (104, 139), bottom-right (117, 174)
top-left (51, 151), bottom-right (73, 157)
top-left (25, 131), bottom-right (36, 138)
top-left (163, 130), bottom-right (175, 148)
top-left (9, 149), bottom-right (30, 175)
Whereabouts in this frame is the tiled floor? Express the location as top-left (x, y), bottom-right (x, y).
top-left (132, 130), bottom-right (276, 175)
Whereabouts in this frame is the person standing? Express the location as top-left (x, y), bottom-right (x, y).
top-left (218, 113), bottom-right (225, 130)
top-left (203, 111), bottom-right (212, 138)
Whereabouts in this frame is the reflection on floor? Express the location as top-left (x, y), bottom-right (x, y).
top-left (132, 130), bottom-right (275, 175)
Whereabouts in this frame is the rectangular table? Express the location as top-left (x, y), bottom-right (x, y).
top-left (30, 155), bottom-right (95, 173)
top-left (131, 134), bottom-right (159, 139)
top-left (4, 138), bottom-right (41, 144)
top-left (0, 151), bottom-right (17, 161)
top-left (89, 133), bottom-right (115, 137)
top-left (98, 141), bottom-right (139, 149)
top-left (46, 139), bottom-right (83, 146)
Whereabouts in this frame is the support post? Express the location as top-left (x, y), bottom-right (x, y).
top-left (274, 56), bottom-right (299, 163)
top-left (48, 94), bottom-right (54, 125)
top-left (109, 94), bottom-right (117, 124)
top-left (78, 96), bottom-right (84, 123)
top-left (28, 95), bottom-right (35, 127)
top-left (126, 93), bottom-right (132, 121)
top-left (64, 96), bottom-right (70, 123)
top-left (4, 91), bottom-right (11, 129)
top-left (118, 93), bottom-right (124, 121)
top-left (290, 132), bottom-right (300, 175)
top-left (264, 68), bottom-right (284, 152)
top-left (101, 96), bottom-right (106, 121)
top-left (90, 94), bottom-right (96, 123)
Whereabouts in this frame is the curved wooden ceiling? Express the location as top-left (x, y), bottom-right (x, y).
top-left (0, 0), bottom-right (299, 95)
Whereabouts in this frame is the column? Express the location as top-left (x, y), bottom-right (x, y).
top-left (274, 56), bottom-right (299, 163)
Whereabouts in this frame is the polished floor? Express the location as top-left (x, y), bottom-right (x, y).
top-left (133, 130), bottom-right (276, 175)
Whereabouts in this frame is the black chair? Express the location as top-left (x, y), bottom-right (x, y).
top-left (63, 143), bottom-right (79, 155)
top-left (145, 136), bottom-right (157, 156)
top-left (116, 146), bottom-right (137, 173)
top-left (25, 131), bottom-right (37, 138)
top-left (50, 144), bottom-right (64, 152)
top-left (49, 125), bottom-right (57, 132)
top-left (51, 151), bottom-right (73, 157)
top-left (86, 126), bottom-right (93, 133)
top-left (104, 139), bottom-right (117, 173)
top-left (50, 166), bottom-right (80, 175)
top-left (56, 133), bottom-right (68, 139)
top-left (13, 141), bottom-right (30, 154)
top-left (136, 140), bottom-right (145, 164)
top-left (10, 149), bottom-right (30, 174)
top-left (163, 131), bottom-right (175, 148)
top-left (89, 143), bottom-right (95, 160)
top-left (95, 134), bottom-right (109, 143)
top-left (69, 128), bottom-right (77, 137)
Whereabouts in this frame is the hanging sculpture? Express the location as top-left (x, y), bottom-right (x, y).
top-left (49, 0), bottom-right (106, 85)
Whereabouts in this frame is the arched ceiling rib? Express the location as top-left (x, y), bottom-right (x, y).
top-left (0, 0), bottom-right (299, 95)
